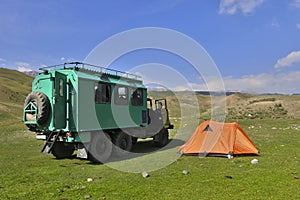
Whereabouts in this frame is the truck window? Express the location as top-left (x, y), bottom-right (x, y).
top-left (114, 86), bottom-right (128, 105)
top-left (59, 79), bottom-right (64, 97)
top-left (131, 88), bottom-right (143, 106)
top-left (95, 83), bottom-right (111, 104)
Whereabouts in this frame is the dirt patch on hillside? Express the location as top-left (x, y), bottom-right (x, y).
top-left (251, 101), bottom-right (279, 105)
top-left (226, 94), bottom-right (242, 106)
top-left (0, 104), bottom-right (7, 110)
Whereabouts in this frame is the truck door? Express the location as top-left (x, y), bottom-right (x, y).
top-left (155, 99), bottom-right (173, 129)
top-left (54, 72), bottom-right (66, 129)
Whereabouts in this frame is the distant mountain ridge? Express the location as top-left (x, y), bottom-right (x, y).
top-left (21, 70), bottom-right (39, 77)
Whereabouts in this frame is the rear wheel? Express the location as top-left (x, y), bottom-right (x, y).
top-left (89, 132), bottom-right (112, 163)
top-left (154, 128), bottom-right (169, 147)
top-left (113, 131), bottom-right (133, 156)
top-left (52, 142), bottom-right (75, 159)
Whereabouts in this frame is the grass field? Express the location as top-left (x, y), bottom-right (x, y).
top-left (1, 69), bottom-right (300, 199)
top-left (0, 119), bottom-right (300, 199)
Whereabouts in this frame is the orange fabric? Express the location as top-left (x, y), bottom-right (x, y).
top-left (179, 120), bottom-right (258, 155)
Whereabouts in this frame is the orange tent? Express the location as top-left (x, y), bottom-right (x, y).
top-left (179, 120), bottom-right (258, 156)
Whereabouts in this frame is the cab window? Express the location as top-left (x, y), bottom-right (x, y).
top-left (114, 86), bottom-right (128, 105)
top-left (95, 83), bottom-right (111, 104)
top-left (131, 88), bottom-right (143, 106)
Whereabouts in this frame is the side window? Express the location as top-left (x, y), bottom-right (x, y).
top-left (131, 88), bottom-right (143, 106)
top-left (114, 86), bottom-right (128, 105)
top-left (95, 83), bottom-right (111, 104)
top-left (59, 79), bottom-right (64, 97)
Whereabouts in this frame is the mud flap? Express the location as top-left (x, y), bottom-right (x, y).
top-left (77, 143), bottom-right (89, 159)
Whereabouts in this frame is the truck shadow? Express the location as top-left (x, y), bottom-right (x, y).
top-left (88, 138), bottom-right (185, 164)
top-left (131, 138), bottom-right (184, 153)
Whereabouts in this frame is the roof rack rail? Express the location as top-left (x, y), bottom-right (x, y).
top-left (39, 62), bottom-right (142, 80)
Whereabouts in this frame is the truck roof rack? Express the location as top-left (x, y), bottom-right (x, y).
top-left (39, 62), bottom-right (142, 81)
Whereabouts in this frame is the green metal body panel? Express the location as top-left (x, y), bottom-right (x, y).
top-left (77, 76), bottom-right (147, 132)
top-left (30, 73), bottom-right (54, 130)
top-left (25, 65), bottom-right (148, 143)
top-left (54, 72), bottom-right (67, 129)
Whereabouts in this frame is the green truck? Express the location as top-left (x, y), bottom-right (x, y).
top-left (23, 62), bottom-right (173, 163)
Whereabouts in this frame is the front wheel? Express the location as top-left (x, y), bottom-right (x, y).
top-left (154, 128), bottom-right (169, 147)
top-left (132, 137), bottom-right (138, 145)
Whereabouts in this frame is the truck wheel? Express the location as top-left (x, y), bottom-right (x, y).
top-left (113, 131), bottom-right (133, 155)
top-left (132, 137), bottom-right (138, 145)
top-left (24, 92), bottom-right (50, 126)
top-left (52, 142), bottom-right (75, 159)
top-left (154, 128), bottom-right (169, 147)
top-left (89, 132), bottom-right (112, 163)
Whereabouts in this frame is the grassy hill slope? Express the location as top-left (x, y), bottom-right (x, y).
top-left (0, 68), bottom-right (33, 131)
top-left (149, 91), bottom-right (300, 125)
top-left (225, 93), bottom-right (300, 120)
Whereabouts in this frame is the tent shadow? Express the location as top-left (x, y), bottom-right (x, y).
top-left (181, 153), bottom-right (260, 158)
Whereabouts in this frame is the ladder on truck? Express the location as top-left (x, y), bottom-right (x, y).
top-left (41, 132), bottom-right (60, 153)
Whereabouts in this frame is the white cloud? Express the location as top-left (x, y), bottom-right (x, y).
top-left (18, 66), bottom-right (32, 72)
top-left (15, 62), bottom-right (32, 72)
top-left (60, 57), bottom-right (74, 63)
top-left (0, 58), bottom-right (6, 62)
top-left (15, 61), bottom-right (30, 67)
top-left (219, 0), bottom-right (264, 15)
top-left (271, 19), bottom-right (280, 28)
top-left (274, 51), bottom-right (300, 68)
top-left (296, 23), bottom-right (300, 29)
top-left (222, 74), bottom-right (275, 93)
top-left (221, 71), bottom-right (300, 93)
top-left (174, 71), bottom-right (300, 94)
top-left (174, 82), bottom-right (208, 91)
top-left (291, 0), bottom-right (300, 8)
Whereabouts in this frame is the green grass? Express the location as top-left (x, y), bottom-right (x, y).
top-left (1, 119), bottom-right (300, 199)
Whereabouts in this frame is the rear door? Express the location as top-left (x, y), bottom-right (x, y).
top-left (54, 71), bottom-right (66, 129)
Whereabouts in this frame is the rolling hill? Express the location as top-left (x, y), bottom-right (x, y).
top-left (0, 68), bottom-right (33, 131)
top-left (1, 67), bottom-right (300, 133)
top-left (150, 91), bottom-right (300, 121)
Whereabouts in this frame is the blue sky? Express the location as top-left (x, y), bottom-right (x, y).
top-left (1, 0), bottom-right (300, 93)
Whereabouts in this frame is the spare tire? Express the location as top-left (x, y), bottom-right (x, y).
top-left (24, 92), bottom-right (50, 126)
